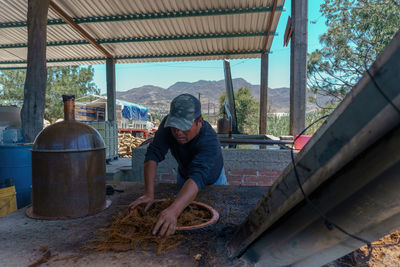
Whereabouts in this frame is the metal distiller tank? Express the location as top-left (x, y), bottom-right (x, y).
top-left (217, 115), bottom-right (231, 134)
top-left (26, 95), bottom-right (110, 219)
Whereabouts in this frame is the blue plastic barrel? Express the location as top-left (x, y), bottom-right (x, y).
top-left (0, 143), bottom-right (32, 208)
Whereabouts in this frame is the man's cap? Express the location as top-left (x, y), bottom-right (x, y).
top-left (164, 94), bottom-right (201, 131)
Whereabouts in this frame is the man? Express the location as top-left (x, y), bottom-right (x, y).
top-left (129, 94), bottom-right (227, 237)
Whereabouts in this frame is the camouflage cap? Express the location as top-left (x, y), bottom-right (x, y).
top-left (164, 94), bottom-right (201, 131)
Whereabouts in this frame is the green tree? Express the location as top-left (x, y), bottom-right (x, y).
top-left (0, 70), bottom-right (25, 105)
top-left (218, 87), bottom-right (259, 134)
top-left (307, 0), bottom-right (400, 104)
top-left (0, 66), bottom-right (99, 122)
top-left (45, 66), bottom-right (99, 121)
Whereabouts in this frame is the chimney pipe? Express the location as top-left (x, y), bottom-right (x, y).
top-left (62, 94), bottom-right (75, 121)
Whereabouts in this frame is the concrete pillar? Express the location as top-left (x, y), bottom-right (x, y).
top-left (106, 57), bottom-right (116, 122)
top-left (290, 0), bottom-right (308, 135)
top-left (223, 59), bottom-right (238, 133)
top-left (259, 52), bottom-right (269, 134)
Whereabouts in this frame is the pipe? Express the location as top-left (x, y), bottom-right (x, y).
top-left (219, 138), bottom-right (293, 145)
top-left (62, 94), bottom-right (75, 121)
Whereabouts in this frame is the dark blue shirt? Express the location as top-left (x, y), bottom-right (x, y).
top-left (145, 116), bottom-right (224, 190)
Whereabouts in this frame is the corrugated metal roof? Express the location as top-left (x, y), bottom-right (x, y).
top-left (0, 0), bottom-right (285, 68)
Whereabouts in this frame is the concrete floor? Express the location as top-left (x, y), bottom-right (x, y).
top-left (0, 182), bottom-right (269, 266)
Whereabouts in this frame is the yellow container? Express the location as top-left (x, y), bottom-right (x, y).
top-left (0, 186), bottom-right (17, 217)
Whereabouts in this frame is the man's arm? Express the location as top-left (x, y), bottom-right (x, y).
top-left (187, 133), bottom-right (223, 190)
top-left (129, 117), bottom-right (170, 210)
top-left (128, 160), bottom-right (157, 210)
top-left (143, 160), bottom-right (157, 198)
top-left (152, 178), bottom-right (199, 237)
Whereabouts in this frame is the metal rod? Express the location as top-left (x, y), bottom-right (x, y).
top-left (219, 138), bottom-right (293, 145)
top-left (0, 6), bottom-right (285, 29)
top-left (0, 31), bottom-right (277, 49)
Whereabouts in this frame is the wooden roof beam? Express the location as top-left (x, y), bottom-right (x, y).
top-left (262, 0), bottom-right (278, 53)
top-left (49, 1), bottom-right (114, 60)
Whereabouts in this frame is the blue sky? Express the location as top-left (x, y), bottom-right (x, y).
top-left (92, 0), bottom-right (327, 94)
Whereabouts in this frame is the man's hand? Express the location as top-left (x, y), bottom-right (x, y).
top-left (128, 194), bottom-right (154, 211)
top-left (128, 160), bottom-right (157, 211)
top-left (152, 206), bottom-right (179, 237)
top-left (152, 178), bottom-right (199, 237)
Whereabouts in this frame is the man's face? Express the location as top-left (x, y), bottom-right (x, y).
top-left (170, 117), bottom-right (203, 144)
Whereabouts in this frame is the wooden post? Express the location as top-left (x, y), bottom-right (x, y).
top-left (223, 59), bottom-right (238, 133)
top-left (106, 57), bottom-right (116, 122)
top-left (21, 0), bottom-right (50, 142)
top-left (259, 52), bottom-right (269, 134)
top-left (289, 0), bottom-right (308, 135)
top-left (208, 99), bottom-right (210, 119)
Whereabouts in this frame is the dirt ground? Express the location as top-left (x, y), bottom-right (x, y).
top-left (327, 229), bottom-right (400, 267)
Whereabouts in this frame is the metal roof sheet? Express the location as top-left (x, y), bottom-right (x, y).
top-left (0, 0), bottom-right (285, 68)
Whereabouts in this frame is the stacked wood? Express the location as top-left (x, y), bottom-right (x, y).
top-left (118, 133), bottom-right (145, 158)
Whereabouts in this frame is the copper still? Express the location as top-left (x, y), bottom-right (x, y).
top-left (217, 115), bottom-right (231, 134)
top-left (26, 95), bottom-right (109, 219)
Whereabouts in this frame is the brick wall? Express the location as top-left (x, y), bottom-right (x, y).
top-left (155, 167), bottom-right (177, 184)
top-left (226, 169), bottom-right (281, 186)
top-left (131, 145), bottom-right (293, 187)
top-left (154, 167), bottom-right (282, 187)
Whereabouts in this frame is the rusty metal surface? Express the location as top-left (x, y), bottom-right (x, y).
top-left (32, 121), bottom-right (105, 152)
top-left (30, 149), bottom-right (106, 219)
top-left (217, 117), bottom-right (231, 134)
top-left (30, 95), bottom-right (107, 219)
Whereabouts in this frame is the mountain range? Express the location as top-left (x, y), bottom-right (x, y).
top-left (115, 78), bottom-right (331, 114)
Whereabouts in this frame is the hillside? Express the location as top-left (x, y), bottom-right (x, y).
top-left (116, 78), bottom-right (332, 114)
